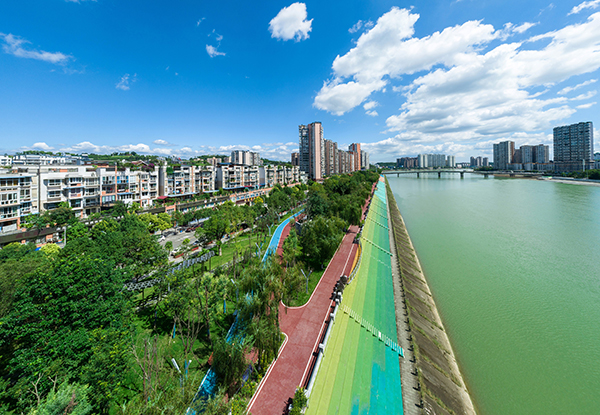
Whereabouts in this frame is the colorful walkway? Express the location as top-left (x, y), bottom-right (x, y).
top-left (306, 180), bottom-right (403, 414)
top-left (247, 205), bottom-right (367, 415)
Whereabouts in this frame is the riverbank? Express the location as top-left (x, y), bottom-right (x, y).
top-left (545, 177), bottom-right (600, 186)
top-left (385, 178), bottom-right (477, 415)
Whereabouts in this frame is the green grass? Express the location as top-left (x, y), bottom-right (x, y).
top-left (287, 269), bottom-right (325, 307)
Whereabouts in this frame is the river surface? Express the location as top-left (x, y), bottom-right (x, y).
top-left (388, 174), bottom-right (600, 415)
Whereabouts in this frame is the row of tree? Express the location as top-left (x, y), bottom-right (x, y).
top-left (0, 182), bottom-right (309, 414)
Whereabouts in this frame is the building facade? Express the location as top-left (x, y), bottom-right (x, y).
top-left (493, 141), bottom-right (515, 170)
top-left (554, 121), bottom-right (594, 172)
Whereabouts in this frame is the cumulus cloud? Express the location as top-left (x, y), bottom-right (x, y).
top-left (314, 8), bottom-right (497, 114)
top-left (569, 0), bottom-right (600, 15)
top-left (31, 142), bottom-right (54, 151)
top-left (116, 73), bottom-right (136, 90)
top-left (363, 101), bottom-right (379, 116)
top-left (0, 33), bottom-right (71, 64)
top-left (269, 3), bottom-right (313, 41)
top-left (315, 7), bottom-right (600, 161)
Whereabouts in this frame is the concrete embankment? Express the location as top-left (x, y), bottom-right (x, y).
top-left (385, 179), bottom-right (477, 415)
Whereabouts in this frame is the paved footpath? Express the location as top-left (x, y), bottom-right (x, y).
top-left (247, 193), bottom-right (373, 415)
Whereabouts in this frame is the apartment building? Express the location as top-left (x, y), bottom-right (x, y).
top-left (259, 165), bottom-right (301, 188)
top-left (0, 172), bottom-right (35, 233)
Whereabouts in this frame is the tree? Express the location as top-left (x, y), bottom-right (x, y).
top-left (290, 388), bottom-right (307, 415)
top-left (201, 211), bottom-right (230, 255)
top-left (306, 190), bottom-right (328, 219)
top-left (211, 335), bottom-right (250, 396)
top-left (300, 216), bottom-right (345, 267)
top-left (0, 253), bottom-right (131, 413)
top-left (26, 381), bottom-right (93, 415)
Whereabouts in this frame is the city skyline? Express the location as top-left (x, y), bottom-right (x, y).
top-left (2, 1), bottom-right (600, 162)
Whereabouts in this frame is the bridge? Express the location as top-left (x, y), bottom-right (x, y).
top-left (381, 169), bottom-right (546, 178)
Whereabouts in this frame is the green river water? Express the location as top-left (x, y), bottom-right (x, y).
top-left (388, 174), bottom-right (600, 415)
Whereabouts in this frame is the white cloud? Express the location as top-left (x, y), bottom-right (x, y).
top-left (569, 0), bottom-right (600, 15)
top-left (153, 139), bottom-right (176, 147)
top-left (116, 73), bottom-right (136, 90)
top-left (196, 17), bottom-right (205, 26)
top-left (269, 3), bottom-right (313, 41)
top-left (363, 101), bottom-right (379, 116)
top-left (206, 44), bottom-right (225, 57)
top-left (315, 8), bottom-right (600, 161)
top-left (30, 142), bottom-right (54, 151)
top-left (349, 20), bottom-right (374, 34)
top-left (0, 33), bottom-right (71, 64)
top-left (577, 101), bottom-right (596, 108)
top-left (571, 90), bottom-right (597, 100)
top-left (363, 101), bottom-right (379, 110)
top-left (497, 22), bottom-right (537, 40)
top-left (558, 78), bottom-right (597, 94)
top-left (65, 0), bottom-right (96, 3)
top-left (314, 8), bottom-right (497, 114)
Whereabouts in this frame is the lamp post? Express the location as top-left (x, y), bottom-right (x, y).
top-left (301, 269), bottom-right (312, 294)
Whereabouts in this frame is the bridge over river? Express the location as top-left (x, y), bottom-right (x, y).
top-left (381, 169), bottom-right (545, 178)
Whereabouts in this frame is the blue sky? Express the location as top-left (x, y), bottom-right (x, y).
top-left (1, 0), bottom-right (600, 162)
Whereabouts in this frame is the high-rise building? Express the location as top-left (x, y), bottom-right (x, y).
top-left (554, 122), bottom-right (594, 162)
top-left (324, 139), bottom-right (338, 176)
top-left (533, 145), bottom-right (550, 163)
top-left (553, 122), bottom-right (594, 172)
top-left (418, 154), bottom-right (447, 168)
top-left (291, 152), bottom-right (299, 166)
top-left (493, 141), bottom-right (515, 170)
top-left (482, 157), bottom-right (489, 167)
top-left (520, 145), bottom-right (534, 164)
top-left (446, 155), bottom-right (456, 167)
top-left (361, 150), bottom-right (370, 170)
top-left (349, 143), bottom-right (361, 171)
top-left (298, 122), bottom-right (324, 180)
top-left (397, 157), bottom-right (418, 169)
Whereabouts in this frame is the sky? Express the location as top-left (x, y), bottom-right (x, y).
top-left (1, 0), bottom-right (600, 162)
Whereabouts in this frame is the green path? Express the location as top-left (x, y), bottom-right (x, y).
top-left (306, 181), bottom-right (403, 415)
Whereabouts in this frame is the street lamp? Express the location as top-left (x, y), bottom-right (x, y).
top-left (301, 268), bottom-right (312, 294)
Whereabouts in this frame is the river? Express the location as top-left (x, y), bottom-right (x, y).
top-left (387, 174), bottom-right (600, 415)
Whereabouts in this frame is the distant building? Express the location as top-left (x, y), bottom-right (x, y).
top-left (482, 157), bottom-right (489, 167)
top-left (418, 154), bottom-right (449, 168)
top-left (299, 122), bottom-right (324, 180)
top-left (291, 152), bottom-right (299, 166)
top-left (231, 150), bottom-right (260, 166)
top-left (446, 156), bottom-right (456, 168)
top-left (533, 145), bottom-right (550, 164)
top-left (349, 143), bottom-right (362, 171)
top-left (554, 121), bottom-right (594, 172)
top-left (324, 139), bottom-right (338, 176)
top-left (361, 150), bottom-right (370, 170)
top-left (493, 141), bottom-right (515, 170)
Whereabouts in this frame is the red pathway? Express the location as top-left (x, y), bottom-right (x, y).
top-left (247, 185), bottom-right (375, 415)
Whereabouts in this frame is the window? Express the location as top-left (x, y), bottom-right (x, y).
top-left (0, 178), bottom-right (18, 188)
top-left (0, 206), bottom-right (17, 219)
top-left (48, 190), bottom-right (61, 199)
top-left (47, 179), bottom-right (62, 187)
top-left (0, 192), bottom-right (18, 205)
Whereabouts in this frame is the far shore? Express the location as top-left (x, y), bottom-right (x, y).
top-left (544, 177), bottom-right (600, 187)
